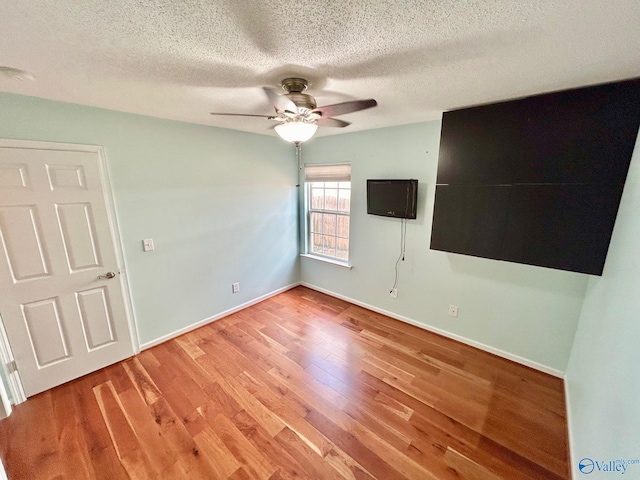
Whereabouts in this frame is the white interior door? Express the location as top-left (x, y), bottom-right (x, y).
top-left (0, 142), bottom-right (135, 397)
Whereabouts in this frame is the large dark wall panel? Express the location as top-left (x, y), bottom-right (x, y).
top-left (518, 81), bottom-right (640, 185)
top-left (501, 185), bottom-right (624, 274)
top-left (431, 185), bottom-right (511, 260)
top-left (436, 101), bottom-right (524, 185)
top-left (431, 78), bottom-right (640, 275)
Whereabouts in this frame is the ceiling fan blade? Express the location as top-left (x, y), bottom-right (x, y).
top-left (316, 117), bottom-right (351, 128)
top-left (263, 87), bottom-right (298, 114)
top-left (210, 112), bottom-right (273, 118)
top-left (313, 99), bottom-right (377, 118)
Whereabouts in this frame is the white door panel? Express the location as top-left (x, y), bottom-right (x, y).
top-left (77, 286), bottom-right (117, 349)
top-left (0, 163), bottom-right (30, 189)
top-left (56, 202), bottom-right (102, 271)
top-left (0, 143), bottom-right (135, 397)
top-left (0, 205), bottom-right (51, 281)
top-left (22, 297), bottom-right (70, 366)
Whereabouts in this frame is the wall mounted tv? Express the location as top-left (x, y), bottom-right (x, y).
top-left (367, 179), bottom-right (418, 219)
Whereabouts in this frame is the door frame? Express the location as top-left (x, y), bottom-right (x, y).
top-left (0, 139), bottom-right (140, 405)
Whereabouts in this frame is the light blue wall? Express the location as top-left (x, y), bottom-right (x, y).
top-left (565, 137), bottom-right (640, 478)
top-left (0, 92), bottom-right (298, 345)
top-left (301, 121), bottom-right (589, 373)
top-left (0, 91), bottom-right (610, 376)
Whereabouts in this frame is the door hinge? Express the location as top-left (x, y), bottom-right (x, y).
top-left (6, 360), bottom-right (17, 374)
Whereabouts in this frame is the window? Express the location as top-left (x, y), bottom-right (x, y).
top-left (305, 164), bottom-right (351, 262)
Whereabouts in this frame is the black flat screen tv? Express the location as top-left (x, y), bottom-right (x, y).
top-left (367, 179), bottom-right (418, 219)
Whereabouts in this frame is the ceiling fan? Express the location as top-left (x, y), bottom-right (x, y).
top-left (210, 77), bottom-right (377, 143)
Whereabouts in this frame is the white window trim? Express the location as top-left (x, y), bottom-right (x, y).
top-left (303, 163), bottom-right (352, 266)
top-left (300, 253), bottom-right (353, 269)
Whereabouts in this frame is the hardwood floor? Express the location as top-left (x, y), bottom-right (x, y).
top-left (0, 286), bottom-right (570, 479)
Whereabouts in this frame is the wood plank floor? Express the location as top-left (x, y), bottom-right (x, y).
top-left (0, 286), bottom-right (570, 479)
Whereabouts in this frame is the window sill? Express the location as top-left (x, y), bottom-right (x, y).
top-left (300, 253), bottom-right (353, 269)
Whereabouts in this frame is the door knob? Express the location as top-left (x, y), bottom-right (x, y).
top-left (98, 271), bottom-right (117, 279)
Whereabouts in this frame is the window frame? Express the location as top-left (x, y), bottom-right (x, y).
top-left (303, 164), bottom-right (351, 265)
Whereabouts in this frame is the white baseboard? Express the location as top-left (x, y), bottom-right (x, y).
top-left (564, 376), bottom-right (576, 479)
top-left (139, 282), bottom-right (301, 351)
top-left (300, 282), bottom-right (565, 378)
top-left (140, 280), bottom-right (565, 378)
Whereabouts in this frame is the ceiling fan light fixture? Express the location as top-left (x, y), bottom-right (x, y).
top-left (274, 121), bottom-right (318, 143)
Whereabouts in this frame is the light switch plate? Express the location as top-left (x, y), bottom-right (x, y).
top-left (142, 238), bottom-right (155, 252)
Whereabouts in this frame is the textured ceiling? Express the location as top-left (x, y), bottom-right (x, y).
top-left (1, 0), bottom-right (639, 138)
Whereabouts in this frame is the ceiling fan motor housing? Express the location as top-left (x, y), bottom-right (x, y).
top-left (286, 93), bottom-right (317, 111)
top-left (281, 78), bottom-right (317, 111)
